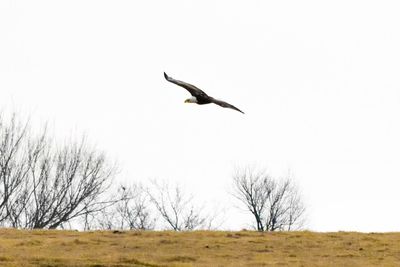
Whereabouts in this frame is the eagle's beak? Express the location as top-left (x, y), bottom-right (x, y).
top-left (184, 99), bottom-right (190, 103)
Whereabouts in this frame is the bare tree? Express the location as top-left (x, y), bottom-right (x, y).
top-left (147, 180), bottom-right (208, 231)
top-left (0, 112), bottom-right (118, 229)
top-left (0, 113), bottom-right (31, 223)
top-left (232, 167), bottom-right (305, 231)
top-left (89, 181), bottom-right (224, 231)
top-left (10, 138), bottom-right (116, 229)
top-left (84, 183), bottom-right (155, 231)
top-left (115, 184), bottom-right (155, 230)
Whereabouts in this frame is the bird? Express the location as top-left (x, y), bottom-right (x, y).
top-left (164, 72), bottom-right (244, 114)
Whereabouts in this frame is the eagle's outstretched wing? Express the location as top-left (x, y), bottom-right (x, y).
top-left (210, 97), bottom-right (245, 114)
top-left (164, 72), bottom-right (209, 99)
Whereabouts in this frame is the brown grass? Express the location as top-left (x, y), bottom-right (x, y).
top-left (0, 229), bottom-right (400, 266)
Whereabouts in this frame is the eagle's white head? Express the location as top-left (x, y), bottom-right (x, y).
top-left (184, 96), bottom-right (198, 103)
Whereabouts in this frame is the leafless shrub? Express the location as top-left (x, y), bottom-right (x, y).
top-left (116, 183), bottom-right (155, 230)
top-left (147, 180), bottom-right (211, 231)
top-left (232, 167), bottom-right (305, 231)
top-left (84, 183), bottom-right (155, 231)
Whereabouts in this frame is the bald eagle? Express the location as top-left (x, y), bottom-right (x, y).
top-left (164, 72), bottom-right (244, 114)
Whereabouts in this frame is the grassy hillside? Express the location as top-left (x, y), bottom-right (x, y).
top-left (0, 229), bottom-right (399, 266)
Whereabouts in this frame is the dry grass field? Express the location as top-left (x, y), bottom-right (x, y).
top-left (0, 229), bottom-right (400, 266)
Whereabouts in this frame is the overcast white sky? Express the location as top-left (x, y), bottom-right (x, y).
top-left (1, 0), bottom-right (400, 232)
